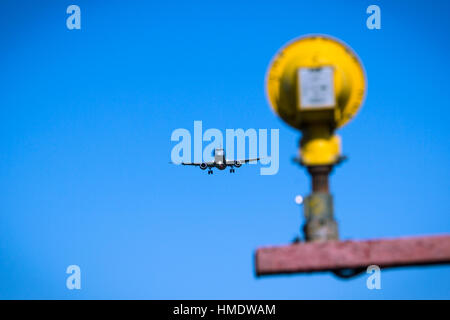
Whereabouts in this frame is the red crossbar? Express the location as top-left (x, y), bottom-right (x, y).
top-left (255, 234), bottom-right (450, 276)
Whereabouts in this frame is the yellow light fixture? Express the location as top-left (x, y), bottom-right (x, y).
top-left (265, 35), bottom-right (366, 166)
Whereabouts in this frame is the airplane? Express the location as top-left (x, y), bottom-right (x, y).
top-left (181, 148), bottom-right (260, 174)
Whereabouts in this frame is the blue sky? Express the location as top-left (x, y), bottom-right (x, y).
top-left (0, 0), bottom-right (449, 299)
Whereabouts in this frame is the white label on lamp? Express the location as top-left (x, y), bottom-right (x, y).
top-left (298, 67), bottom-right (335, 109)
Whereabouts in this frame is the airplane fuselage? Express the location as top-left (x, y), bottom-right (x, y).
top-left (214, 152), bottom-right (227, 170)
top-left (179, 148), bottom-right (248, 174)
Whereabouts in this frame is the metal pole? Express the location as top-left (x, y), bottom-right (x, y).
top-left (302, 165), bottom-right (339, 242)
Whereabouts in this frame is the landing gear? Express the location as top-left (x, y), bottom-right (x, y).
top-left (208, 169), bottom-right (213, 175)
top-left (230, 168), bottom-right (235, 173)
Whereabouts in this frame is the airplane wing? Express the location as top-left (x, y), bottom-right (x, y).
top-left (181, 162), bottom-right (214, 167)
top-left (240, 158), bottom-right (260, 163)
top-left (225, 158), bottom-right (260, 166)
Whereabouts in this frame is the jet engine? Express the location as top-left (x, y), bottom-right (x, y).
top-left (234, 160), bottom-right (242, 168)
top-left (199, 163), bottom-right (208, 170)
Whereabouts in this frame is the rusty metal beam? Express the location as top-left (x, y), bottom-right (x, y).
top-left (255, 234), bottom-right (450, 276)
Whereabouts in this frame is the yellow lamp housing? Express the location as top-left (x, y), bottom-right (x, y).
top-left (299, 124), bottom-right (342, 166)
top-left (265, 35), bottom-right (366, 166)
